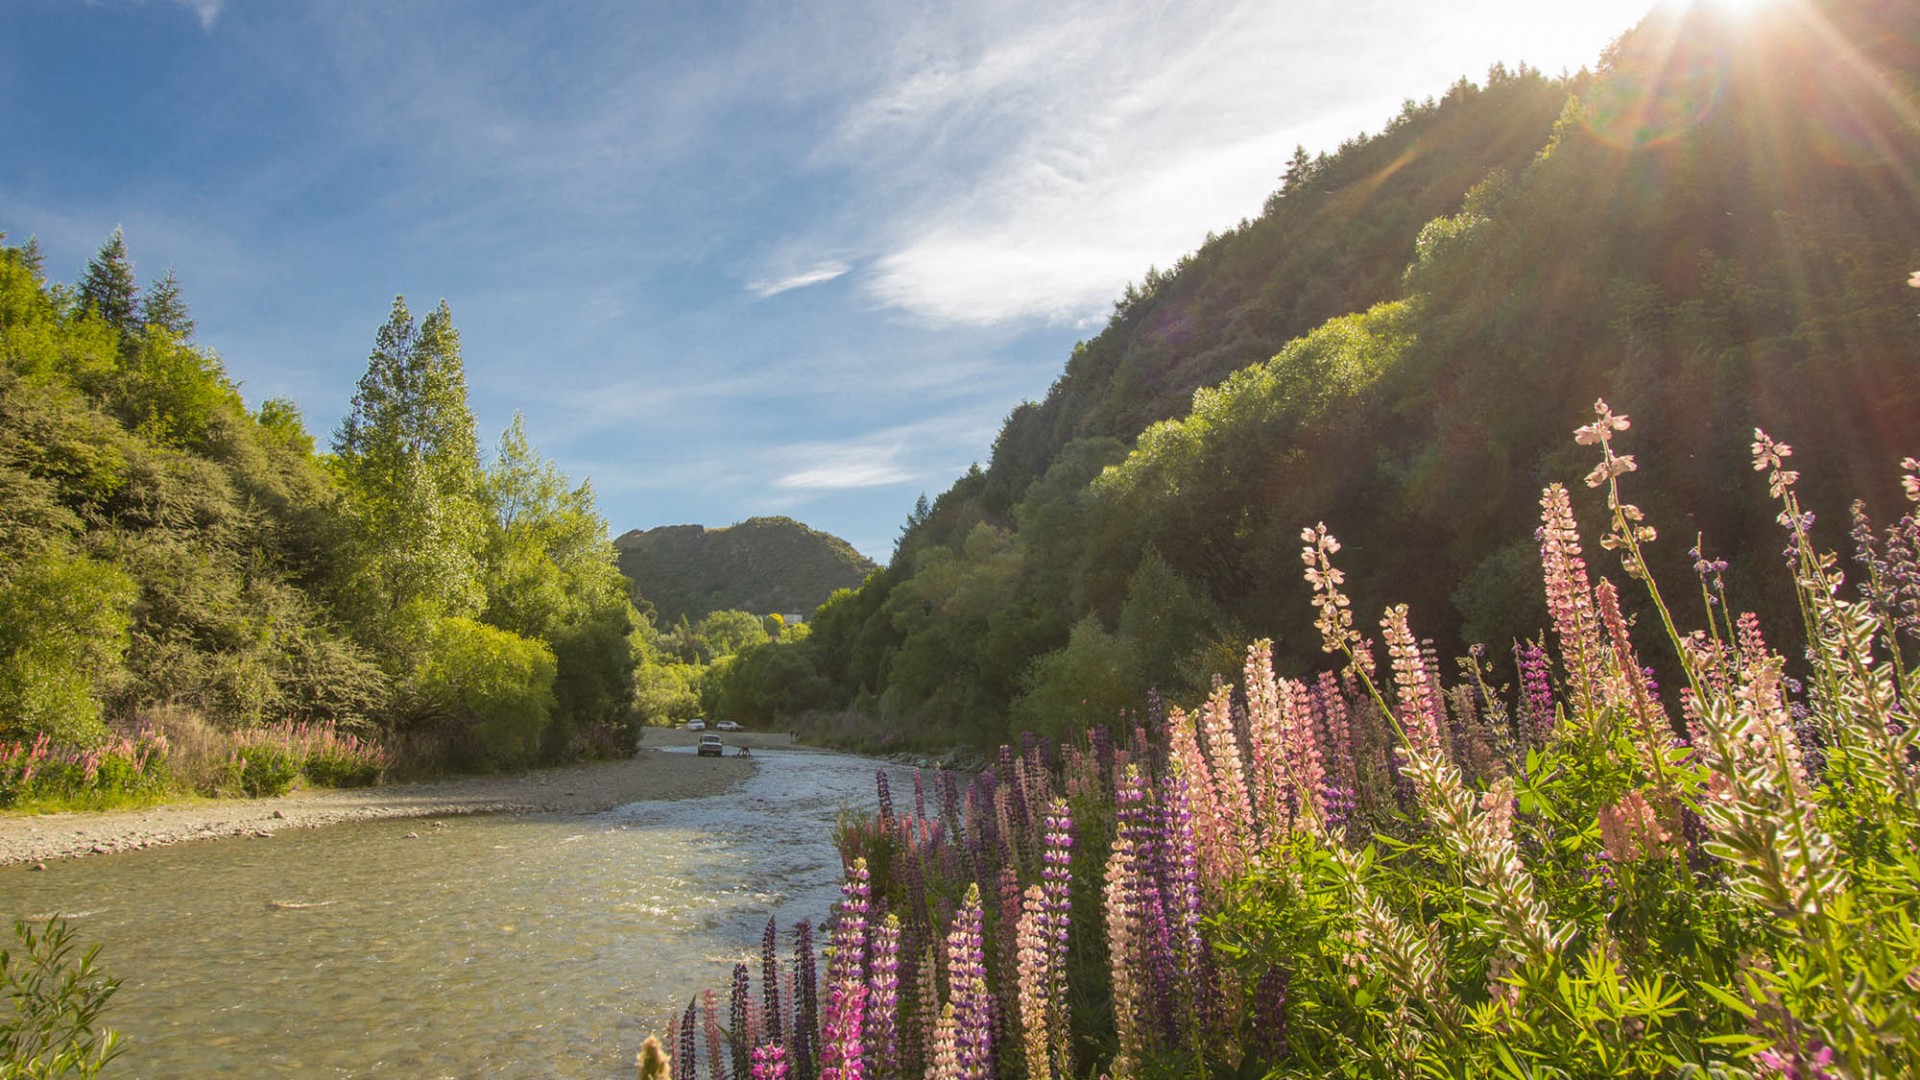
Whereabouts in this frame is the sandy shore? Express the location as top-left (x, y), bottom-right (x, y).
top-left (0, 729), bottom-right (793, 866)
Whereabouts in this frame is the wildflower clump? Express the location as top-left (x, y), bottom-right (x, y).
top-left (656, 401), bottom-right (1920, 1079)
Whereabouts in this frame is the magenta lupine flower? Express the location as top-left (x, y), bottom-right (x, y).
top-left (863, 914), bottom-right (900, 1080)
top-left (678, 997), bottom-right (699, 1080)
top-left (944, 884), bottom-right (993, 1080)
top-left (820, 860), bottom-right (872, 1080)
top-left (730, 964), bottom-right (753, 1080)
top-left (1753, 1041), bottom-right (1836, 1080)
top-left (911, 770), bottom-right (927, 823)
top-left (751, 1044), bottom-right (791, 1080)
top-left (762, 917), bottom-right (785, 1048)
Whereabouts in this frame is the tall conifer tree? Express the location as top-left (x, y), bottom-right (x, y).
top-left (140, 268), bottom-right (194, 339)
top-left (77, 227), bottom-right (139, 333)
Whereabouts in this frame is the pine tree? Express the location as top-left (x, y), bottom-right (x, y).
top-left (140, 268), bottom-right (194, 339)
top-left (77, 227), bottom-right (139, 333)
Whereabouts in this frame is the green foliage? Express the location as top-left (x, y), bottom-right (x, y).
top-left (0, 918), bottom-right (122, 1079)
top-left (414, 616), bottom-right (556, 770)
top-left (220, 736), bottom-right (301, 798)
top-left (331, 296), bottom-right (488, 660)
top-left (0, 550), bottom-right (136, 745)
top-left (696, 609), bottom-right (771, 660)
top-left (1009, 616), bottom-right (1140, 740)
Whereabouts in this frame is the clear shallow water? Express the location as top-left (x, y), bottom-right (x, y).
top-left (0, 748), bottom-right (902, 1078)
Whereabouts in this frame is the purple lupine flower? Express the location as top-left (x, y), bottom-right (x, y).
top-left (1514, 641), bottom-right (1555, 747)
top-left (912, 769), bottom-right (928, 824)
top-left (1090, 725), bottom-right (1114, 789)
top-left (938, 768), bottom-right (964, 848)
top-left (1252, 966), bottom-right (1289, 1063)
top-left (751, 1044), bottom-right (790, 1080)
top-left (864, 914), bottom-right (901, 1080)
top-left (730, 964), bottom-right (753, 1080)
top-left (762, 917), bottom-right (785, 1048)
top-left (945, 884), bottom-right (993, 1080)
top-left (875, 770), bottom-right (895, 833)
top-left (1157, 770), bottom-right (1204, 982)
top-left (793, 919), bottom-right (820, 1080)
top-left (679, 997), bottom-right (699, 1080)
top-left (1039, 798), bottom-right (1074, 1080)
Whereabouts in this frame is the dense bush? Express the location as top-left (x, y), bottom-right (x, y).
top-left (414, 616), bottom-right (556, 770)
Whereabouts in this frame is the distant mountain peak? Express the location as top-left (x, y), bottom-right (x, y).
top-left (615, 516), bottom-right (876, 625)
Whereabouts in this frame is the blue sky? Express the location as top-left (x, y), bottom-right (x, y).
top-left (1, 0), bottom-right (1654, 560)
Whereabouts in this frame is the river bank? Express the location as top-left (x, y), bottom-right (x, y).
top-left (0, 740), bottom-right (761, 866)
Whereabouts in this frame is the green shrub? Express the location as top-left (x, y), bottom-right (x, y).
top-left (414, 616), bottom-right (556, 770)
top-left (0, 917), bottom-right (122, 1078)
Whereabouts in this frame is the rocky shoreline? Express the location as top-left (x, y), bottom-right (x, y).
top-left (0, 744), bottom-right (757, 867)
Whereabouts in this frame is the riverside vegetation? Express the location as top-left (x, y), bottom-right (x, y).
top-left (656, 405), bottom-right (1920, 1079)
top-left (0, 225), bottom-right (814, 811)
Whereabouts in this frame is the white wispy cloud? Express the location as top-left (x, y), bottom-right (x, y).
top-left (816, 0), bottom-right (1651, 328)
top-left (776, 452), bottom-right (913, 491)
top-left (170, 0), bottom-right (222, 31)
top-left (747, 260), bottom-right (851, 298)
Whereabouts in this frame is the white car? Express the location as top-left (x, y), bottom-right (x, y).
top-left (686, 718), bottom-right (706, 731)
top-left (715, 721), bottom-right (741, 732)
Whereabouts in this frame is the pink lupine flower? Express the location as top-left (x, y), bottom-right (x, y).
top-left (1540, 484), bottom-right (1604, 720)
top-left (1382, 605), bottom-right (1448, 770)
top-left (702, 990), bottom-right (726, 1080)
top-left (1198, 680), bottom-right (1252, 873)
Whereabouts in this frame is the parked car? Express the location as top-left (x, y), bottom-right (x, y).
top-left (698, 734), bottom-right (724, 757)
top-left (686, 718), bottom-right (706, 731)
top-left (715, 720), bottom-right (741, 732)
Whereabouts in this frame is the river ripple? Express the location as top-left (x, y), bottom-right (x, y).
top-left (0, 747), bottom-right (907, 1078)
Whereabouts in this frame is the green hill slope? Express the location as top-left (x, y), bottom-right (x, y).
top-left (726, 0), bottom-right (1920, 746)
top-left (614, 517), bottom-right (877, 625)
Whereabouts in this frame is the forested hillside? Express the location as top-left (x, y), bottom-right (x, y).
top-left (0, 232), bottom-right (644, 781)
top-left (714, 0), bottom-right (1920, 747)
top-left (614, 517), bottom-right (875, 626)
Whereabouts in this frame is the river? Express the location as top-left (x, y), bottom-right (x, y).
top-left (0, 747), bottom-right (903, 1078)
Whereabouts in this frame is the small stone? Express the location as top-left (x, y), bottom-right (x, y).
top-left (403, 832), bottom-right (419, 839)
top-left (272, 810), bottom-right (287, 819)
top-left (29, 863), bottom-right (45, 872)
top-left (90, 845), bottom-right (108, 855)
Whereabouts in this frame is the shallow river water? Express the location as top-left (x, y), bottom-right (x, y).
top-left (0, 747), bottom-right (903, 1078)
